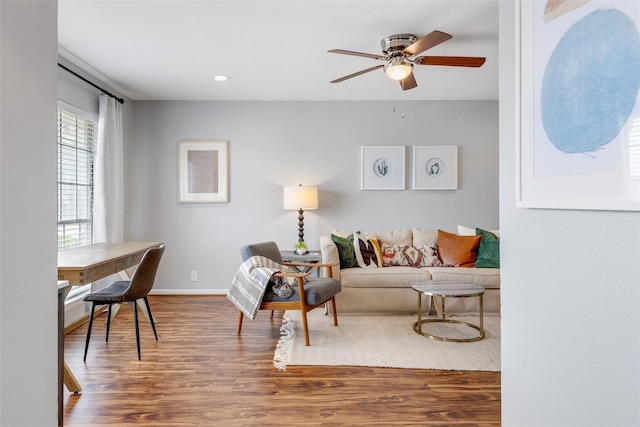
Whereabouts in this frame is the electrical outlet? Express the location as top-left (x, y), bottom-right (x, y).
top-left (190, 271), bottom-right (198, 282)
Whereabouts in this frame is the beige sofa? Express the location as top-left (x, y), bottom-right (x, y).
top-left (319, 228), bottom-right (500, 315)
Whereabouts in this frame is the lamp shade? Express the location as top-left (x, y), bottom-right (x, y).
top-left (283, 185), bottom-right (318, 210)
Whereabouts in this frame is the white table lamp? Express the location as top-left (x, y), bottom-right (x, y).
top-left (283, 185), bottom-right (318, 252)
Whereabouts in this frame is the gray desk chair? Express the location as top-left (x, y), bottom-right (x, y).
top-left (238, 241), bottom-right (341, 346)
top-left (83, 244), bottom-right (165, 361)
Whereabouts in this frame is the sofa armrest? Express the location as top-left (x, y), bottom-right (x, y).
top-left (319, 235), bottom-right (341, 280)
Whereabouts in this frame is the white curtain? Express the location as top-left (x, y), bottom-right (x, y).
top-left (93, 94), bottom-right (124, 243)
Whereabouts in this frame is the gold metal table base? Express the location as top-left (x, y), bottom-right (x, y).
top-left (413, 318), bottom-right (484, 342)
top-left (412, 282), bottom-right (485, 342)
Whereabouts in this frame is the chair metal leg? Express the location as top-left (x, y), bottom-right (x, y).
top-left (143, 297), bottom-right (158, 341)
top-left (105, 303), bottom-right (112, 342)
top-left (237, 311), bottom-right (244, 334)
top-left (132, 301), bottom-right (141, 360)
top-left (83, 303), bottom-right (96, 361)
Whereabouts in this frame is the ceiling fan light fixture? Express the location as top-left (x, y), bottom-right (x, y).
top-left (384, 57), bottom-right (412, 81)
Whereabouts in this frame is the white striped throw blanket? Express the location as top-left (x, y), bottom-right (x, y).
top-left (227, 256), bottom-right (291, 320)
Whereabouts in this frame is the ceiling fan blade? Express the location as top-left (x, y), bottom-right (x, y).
top-left (399, 72), bottom-right (417, 91)
top-left (403, 30), bottom-right (452, 56)
top-left (330, 64), bottom-right (384, 83)
top-left (327, 49), bottom-right (386, 60)
top-left (416, 56), bottom-right (486, 67)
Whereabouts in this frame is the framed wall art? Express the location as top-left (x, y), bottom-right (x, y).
top-left (412, 146), bottom-right (458, 190)
top-left (361, 146), bottom-right (405, 190)
top-left (178, 140), bottom-right (228, 203)
top-left (518, 0), bottom-right (640, 211)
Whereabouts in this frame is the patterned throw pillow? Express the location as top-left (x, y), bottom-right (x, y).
top-left (406, 245), bottom-right (442, 267)
top-left (380, 243), bottom-right (442, 267)
top-left (353, 233), bottom-right (383, 268)
top-left (380, 243), bottom-right (405, 266)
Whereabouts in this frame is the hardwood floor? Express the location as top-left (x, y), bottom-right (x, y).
top-left (64, 295), bottom-right (501, 426)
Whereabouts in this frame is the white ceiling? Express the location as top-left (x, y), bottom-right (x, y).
top-left (58, 1), bottom-right (499, 101)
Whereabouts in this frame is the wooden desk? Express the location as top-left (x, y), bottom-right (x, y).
top-left (58, 242), bottom-right (162, 286)
top-left (58, 242), bottom-right (162, 393)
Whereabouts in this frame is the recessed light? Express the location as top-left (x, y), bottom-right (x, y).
top-left (214, 75), bottom-right (229, 82)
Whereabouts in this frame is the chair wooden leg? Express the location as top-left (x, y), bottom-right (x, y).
top-left (132, 301), bottom-right (141, 360)
top-left (83, 303), bottom-right (96, 361)
top-left (143, 296), bottom-right (158, 340)
top-left (330, 297), bottom-right (338, 326)
top-left (237, 311), bottom-right (244, 335)
top-left (300, 310), bottom-right (311, 346)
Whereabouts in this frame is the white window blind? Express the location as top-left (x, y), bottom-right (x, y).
top-left (58, 106), bottom-right (97, 301)
top-left (57, 107), bottom-right (97, 251)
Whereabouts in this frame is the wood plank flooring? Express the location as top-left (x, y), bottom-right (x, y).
top-left (63, 295), bottom-right (501, 426)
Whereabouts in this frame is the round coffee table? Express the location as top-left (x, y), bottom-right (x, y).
top-left (412, 281), bottom-right (485, 342)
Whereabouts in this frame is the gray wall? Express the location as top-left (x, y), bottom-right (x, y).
top-left (131, 100), bottom-right (499, 292)
top-left (0, 1), bottom-right (58, 425)
top-left (499, 2), bottom-right (640, 425)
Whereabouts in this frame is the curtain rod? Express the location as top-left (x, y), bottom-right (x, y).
top-left (58, 63), bottom-right (125, 104)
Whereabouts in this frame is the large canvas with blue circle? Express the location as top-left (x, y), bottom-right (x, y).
top-left (524, 0), bottom-right (640, 210)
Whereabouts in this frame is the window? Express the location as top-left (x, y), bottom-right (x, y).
top-left (57, 106), bottom-right (97, 251)
top-left (57, 104), bottom-right (97, 300)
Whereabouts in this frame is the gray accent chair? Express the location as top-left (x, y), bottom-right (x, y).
top-left (238, 241), bottom-right (341, 346)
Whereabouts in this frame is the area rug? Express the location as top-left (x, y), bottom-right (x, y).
top-left (274, 310), bottom-right (500, 371)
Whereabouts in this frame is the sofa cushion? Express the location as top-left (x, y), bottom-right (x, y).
top-left (340, 266), bottom-right (432, 289)
top-left (353, 233), bottom-right (383, 268)
top-left (425, 266), bottom-right (501, 289)
top-left (412, 228), bottom-right (438, 247)
top-left (475, 228), bottom-right (500, 268)
top-left (369, 229), bottom-right (413, 246)
top-left (437, 229), bottom-right (481, 267)
top-left (331, 234), bottom-right (359, 269)
top-left (331, 229), bottom-right (354, 238)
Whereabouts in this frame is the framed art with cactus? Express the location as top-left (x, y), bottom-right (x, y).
top-left (412, 145), bottom-right (458, 190)
top-left (361, 145), bottom-right (405, 190)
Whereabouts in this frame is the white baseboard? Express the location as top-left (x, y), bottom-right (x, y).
top-left (64, 297), bottom-right (91, 328)
top-left (149, 289), bottom-right (228, 296)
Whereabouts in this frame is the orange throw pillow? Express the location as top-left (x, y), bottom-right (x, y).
top-left (437, 229), bottom-right (482, 268)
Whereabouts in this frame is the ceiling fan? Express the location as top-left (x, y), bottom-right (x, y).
top-left (328, 31), bottom-right (486, 91)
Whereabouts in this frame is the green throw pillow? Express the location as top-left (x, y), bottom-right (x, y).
top-left (475, 228), bottom-right (500, 268)
top-left (331, 234), bottom-right (359, 269)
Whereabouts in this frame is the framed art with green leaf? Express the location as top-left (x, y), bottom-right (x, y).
top-left (361, 145), bottom-right (405, 190)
